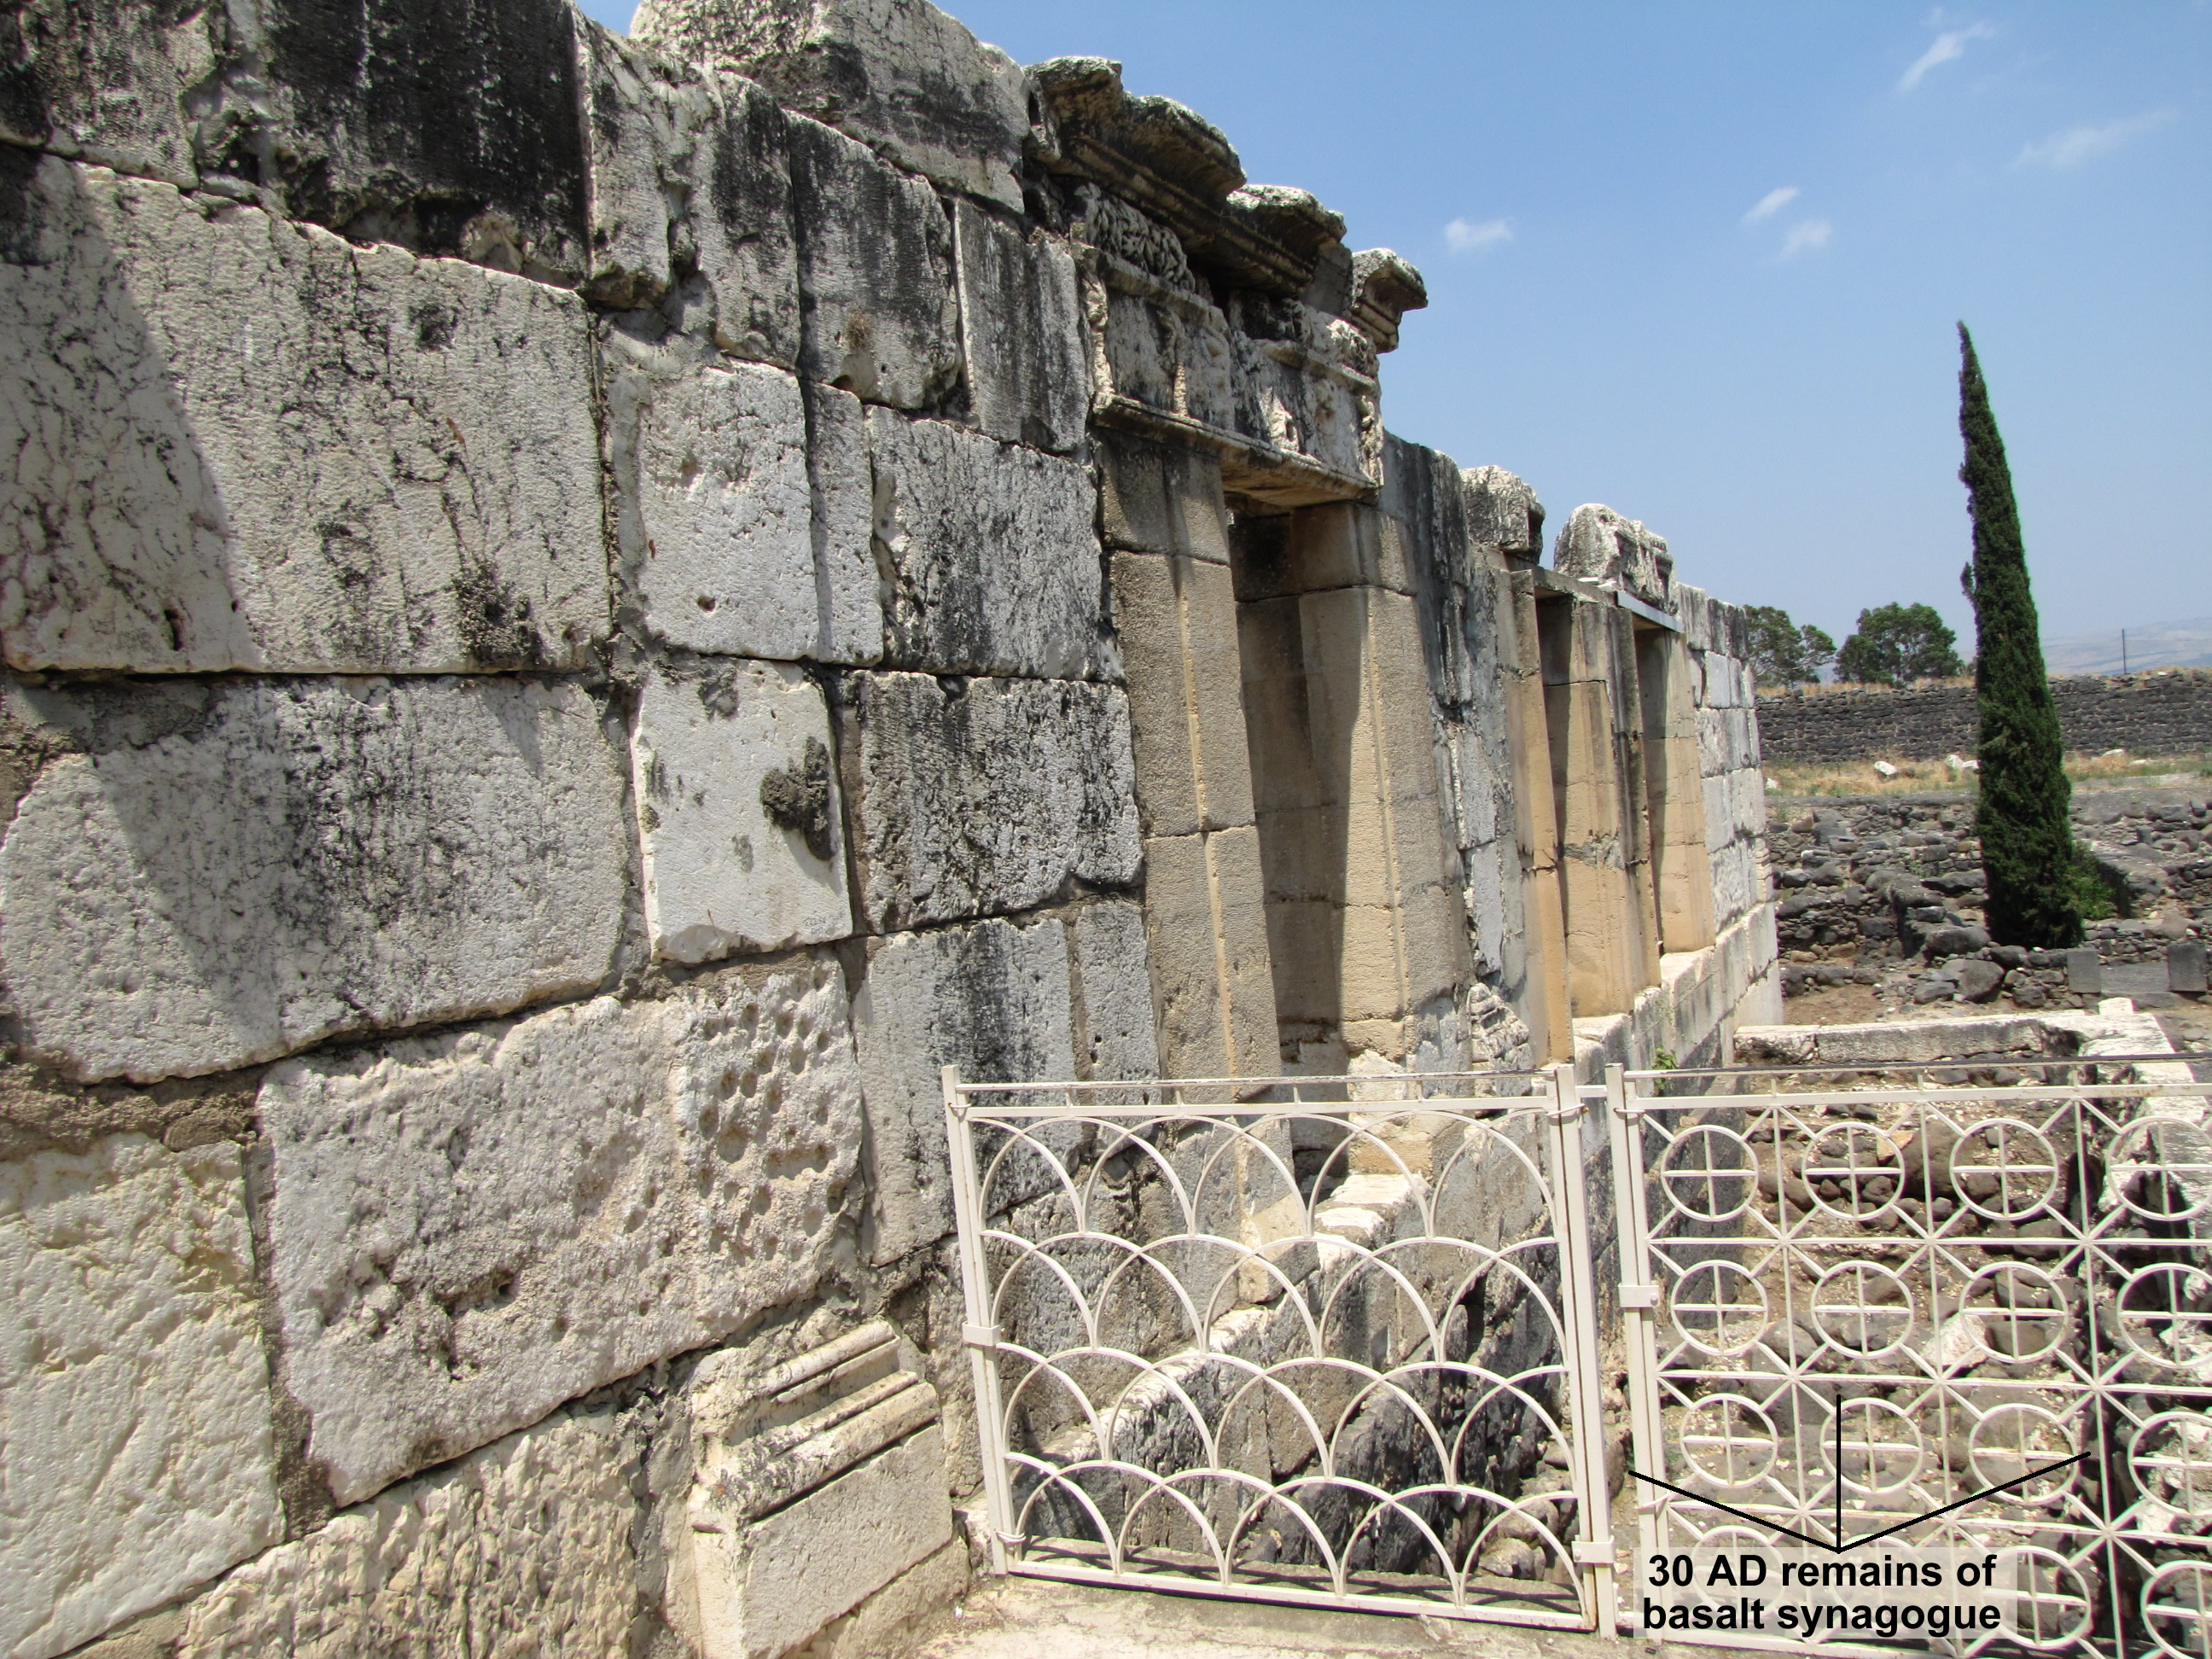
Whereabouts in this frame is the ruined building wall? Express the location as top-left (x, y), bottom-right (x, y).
top-left (0, 0), bottom-right (1776, 1653)
top-left (1755, 668), bottom-right (2212, 765)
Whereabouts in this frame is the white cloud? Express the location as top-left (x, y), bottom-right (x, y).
top-left (1779, 218), bottom-right (1833, 259)
top-left (1898, 22), bottom-right (1994, 92)
top-left (1743, 186), bottom-right (1800, 224)
top-left (2016, 109), bottom-right (2177, 168)
top-left (1444, 216), bottom-right (1514, 254)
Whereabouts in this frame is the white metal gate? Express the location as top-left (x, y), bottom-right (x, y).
top-left (943, 1064), bottom-right (1615, 1628)
top-left (1609, 1057), bottom-right (2212, 1658)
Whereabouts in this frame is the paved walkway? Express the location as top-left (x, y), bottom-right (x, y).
top-left (915, 1575), bottom-right (1747, 1659)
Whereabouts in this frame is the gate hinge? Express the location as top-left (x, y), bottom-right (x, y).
top-left (1619, 1283), bottom-right (1659, 1311)
top-left (1575, 1541), bottom-right (1615, 1567)
top-left (963, 1323), bottom-right (1001, 1350)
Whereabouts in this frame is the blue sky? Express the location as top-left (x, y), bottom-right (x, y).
top-left (582, 2), bottom-right (2209, 656)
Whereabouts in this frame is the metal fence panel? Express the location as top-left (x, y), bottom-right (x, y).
top-left (1610, 1061), bottom-right (2212, 1658)
top-left (944, 1064), bottom-right (1614, 1629)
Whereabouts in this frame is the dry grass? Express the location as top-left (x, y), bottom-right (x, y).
top-left (1766, 749), bottom-right (2210, 800)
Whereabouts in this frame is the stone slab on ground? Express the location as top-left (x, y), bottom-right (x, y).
top-left (918, 1575), bottom-right (1742, 1659)
top-left (632, 659), bottom-right (851, 963)
top-left (174, 1408), bottom-right (637, 1657)
top-left (3, 158), bottom-right (606, 675)
top-left (0, 1134), bottom-right (282, 1659)
top-left (839, 672), bottom-right (1140, 933)
top-left (260, 959), bottom-right (864, 1503)
top-left (0, 676), bottom-right (629, 1084)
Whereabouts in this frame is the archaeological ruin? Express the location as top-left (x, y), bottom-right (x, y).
top-left (15, 3), bottom-right (2203, 1657)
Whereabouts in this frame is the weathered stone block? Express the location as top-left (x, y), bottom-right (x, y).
top-left (632, 660), bottom-right (852, 964)
top-left (1142, 827), bottom-right (1280, 1079)
top-left (634, 0), bottom-right (1028, 211)
top-left (1110, 551), bottom-right (1256, 840)
top-left (1554, 504), bottom-right (1674, 612)
top-left (1097, 430), bottom-right (1231, 563)
top-left (1230, 501), bottom-right (1412, 602)
top-left (851, 914), bottom-right (1077, 1261)
top-left (176, 1408), bottom-right (637, 1657)
top-left (0, 1134), bottom-right (282, 1659)
top-left (261, 958), bottom-right (864, 1503)
top-left (868, 409), bottom-right (1109, 678)
top-left (1462, 464), bottom-right (1544, 556)
top-left (805, 381), bottom-right (888, 664)
top-left (840, 672), bottom-right (1140, 932)
top-left (788, 115), bottom-right (960, 408)
top-left (607, 350), bottom-right (816, 658)
top-left (0, 677), bottom-right (628, 1084)
top-left (579, 26), bottom-right (800, 364)
top-left (2, 158), bottom-right (607, 674)
top-left (1069, 899), bottom-right (1161, 1081)
top-left (691, 1425), bottom-right (954, 1659)
top-left (953, 201), bottom-right (1087, 452)
top-left (2, 0), bottom-right (591, 279)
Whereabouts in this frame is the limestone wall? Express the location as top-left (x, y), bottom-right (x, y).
top-left (1756, 668), bottom-right (2212, 765)
top-left (0, 0), bottom-right (1778, 1651)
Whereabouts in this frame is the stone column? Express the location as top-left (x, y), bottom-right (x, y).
top-left (1103, 431), bottom-right (1282, 1079)
top-left (1638, 627), bottom-right (1718, 954)
top-left (1503, 571), bottom-right (1574, 1062)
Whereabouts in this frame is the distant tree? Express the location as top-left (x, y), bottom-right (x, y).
top-left (1958, 323), bottom-right (2081, 946)
top-left (1835, 602), bottom-right (1965, 686)
top-left (1743, 606), bottom-right (1837, 687)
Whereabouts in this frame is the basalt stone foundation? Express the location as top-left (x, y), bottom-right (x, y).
top-left (0, 2), bottom-right (1781, 1652)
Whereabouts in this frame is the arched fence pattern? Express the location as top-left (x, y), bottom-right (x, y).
top-left (945, 1057), bottom-right (2212, 1652)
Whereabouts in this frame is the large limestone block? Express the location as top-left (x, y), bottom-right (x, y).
top-left (868, 409), bottom-right (1109, 678)
top-left (634, 0), bottom-right (1028, 211)
top-left (1070, 900), bottom-right (1161, 1082)
top-left (0, 677), bottom-right (627, 1084)
top-left (633, 661), bottom-right (852, 964)
top-left (1142, 827), bottom-right (1280, 1080)
top-left (851, 915), bottom-right (1077, 1262)
top-left (2, 0), bottom-right (591, 278)
top-left (579, 26), bottom-right (800, 364)
top-left (177, 1409), bottom-right (637, 1657)
top-left (1097, 430), bottom-right (1231, 564)
top-left (840, 672), bottom-right (1140, 932)
top-left (1109, 551), bottom-right (1256, 840)
top-left (2, 158), bottom-right (607, 674)
top-left (787, 115), bottom-right (960, 409)
top-left (802, 382), bottom-right (888, 663)
top-left (691, 1425), bottom-right (954, 1659)
top-left (952, 201), bottom-right (1087, 453)
top-left (261, 959), bottom-right (864, 1503)
top-left (1553, 504), bottom-right (1674, 612)
top-left (608, 350), bottom-right (814, 657)
top-left (0, 1134), bottom-right (282, 1659)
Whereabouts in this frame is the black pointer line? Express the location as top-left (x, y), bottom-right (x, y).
top-left (1625, 1451), bottom-right (2091, 1556)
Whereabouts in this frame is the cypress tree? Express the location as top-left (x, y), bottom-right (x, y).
top-left (1957, 323), bottom-right (2081, 946)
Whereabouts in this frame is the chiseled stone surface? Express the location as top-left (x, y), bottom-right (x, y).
top-left (0, 1134), bottom-right (282, 1659)
top-left (176, 1409), bottom-right (638, 1657)
top-left (839, 671), bottom-right (1140, 933)
top-left (1553, 502), bottom-right (1674, 611)
top-left (953, 201), bottom-right (1088, 453)
top-left (787, 114), bottom-right (961, 409)
top-left (1, 157), bottom-right (607, 675)
top-left (804, 381), bottom-right (887, 664)
top-left (634, 0), bottom-right (1028, 211)
top-left (609, 351), bottom-right (815, 657)
top-left (869, 409), bottom-right (1109, 679)
top-left (693, 1425), bottom-right (954, 1659)
top-left (632, 659), bottom-right (852, 964)
top-left (261, 958), bottom-right (864, 1504)
top-left (579, 23), bottom-right (800, 364)
top-left (851, 915), bottom-right (1077, 1262)
top-left (0, 677), bottom-right (628, 1085)
top-left (1068, 900), bottom-right (1160, 1081)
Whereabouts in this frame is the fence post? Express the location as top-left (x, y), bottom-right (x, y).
top-left (1547, 1062), bottom-right (1615, 1627)
top-left (944, 1064), bottom-right (1016, 1575)
top-left (1605, 1062), bottom-right (1666, 1594)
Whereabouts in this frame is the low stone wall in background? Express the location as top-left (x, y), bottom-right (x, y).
top-left (1756, 669), bottom-right (2212, 765)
